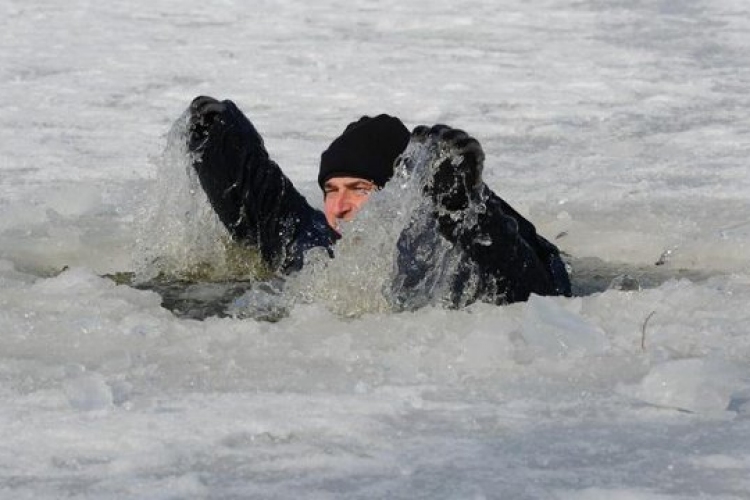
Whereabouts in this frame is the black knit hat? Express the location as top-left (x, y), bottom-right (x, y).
top-left (318, 114), bottom-right (410, 190)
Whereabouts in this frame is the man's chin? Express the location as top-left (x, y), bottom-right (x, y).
top-left (327, 221), bottom-right (342, 236)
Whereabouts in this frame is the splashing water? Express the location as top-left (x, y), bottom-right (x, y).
top-left (285, 190), bottom-right (409, 317)
top-left (132, 114), bottom-right (266, 284)
top-left (287, 134), bottom-right (488, 316)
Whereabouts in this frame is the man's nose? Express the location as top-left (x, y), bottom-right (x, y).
top-left (334, 192), bottom-right (353, 216)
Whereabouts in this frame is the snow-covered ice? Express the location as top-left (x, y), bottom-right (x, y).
top-left (1, 0), bottom-right (750, 498)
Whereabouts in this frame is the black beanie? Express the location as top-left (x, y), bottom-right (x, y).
top-left (318, 114), bottom-right (410, 190)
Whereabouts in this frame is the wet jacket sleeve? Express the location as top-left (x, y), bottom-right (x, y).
top-left (441, 187), bottom-right (571, 303)
top-left (187, 98), bottom-right (336, 273)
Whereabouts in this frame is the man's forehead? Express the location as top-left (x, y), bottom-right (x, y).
top-left (324, 176), bottom-right (375, 188)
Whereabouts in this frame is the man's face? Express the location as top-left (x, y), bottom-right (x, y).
top-left (323, 176), bottom-right (376, 233)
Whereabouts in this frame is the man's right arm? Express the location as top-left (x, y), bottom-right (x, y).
top-left (187, 96), bottom-right (336, 273)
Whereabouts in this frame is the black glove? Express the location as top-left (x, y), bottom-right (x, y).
top-left (410, 124), bottom-right (484, 212)
top-left (188, 95), bottom-right (228, 152)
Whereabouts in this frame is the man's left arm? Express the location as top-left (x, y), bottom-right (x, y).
top-left (413, 124), bottom-right (571, 303)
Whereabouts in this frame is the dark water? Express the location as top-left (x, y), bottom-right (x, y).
top-left (567, 256), bottom-right (715, 297)
top-left (112, 257), bottom-right (716, 321)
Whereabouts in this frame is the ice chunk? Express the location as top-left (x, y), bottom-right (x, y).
top-left (608, 274), bottom-right (641, 291)
top-left (521, 295), bottom-right (609, 357)
top-left (32, 266), bottom-right (111, 294)
top-left (622, 358), bottom-right (749, 414)
top-left (63, 369), bottom-right (113, 411)
top-left (227, 279), bottom-right (291, 321)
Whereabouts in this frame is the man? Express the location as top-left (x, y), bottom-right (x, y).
top-left (187, 96), bottom-right (570, 308)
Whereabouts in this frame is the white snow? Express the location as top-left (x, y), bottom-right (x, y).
top-left (2, 0), bottom-right (750, 498)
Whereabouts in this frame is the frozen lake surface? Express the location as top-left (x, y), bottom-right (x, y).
top-left (1, 0), bottom-right (750, 498)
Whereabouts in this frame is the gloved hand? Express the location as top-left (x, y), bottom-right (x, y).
top-left (188, 95), bottom-right (227, 152)
top-left (410, 124), bottom-right (485, 212)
